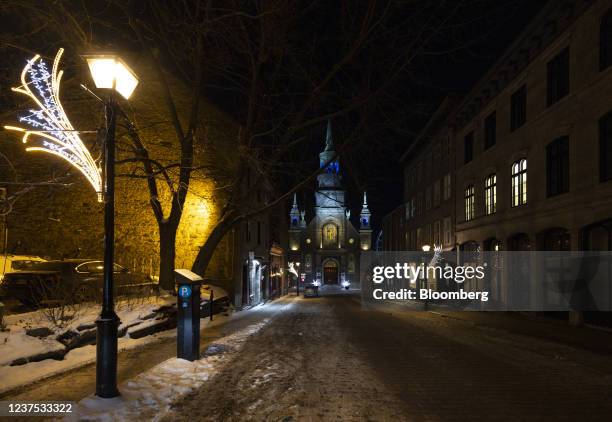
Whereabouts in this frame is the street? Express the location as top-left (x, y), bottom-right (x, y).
top-left (157, 292), bottom-right (612, 421)
top-left (5, 292), bottom-right (612, 421)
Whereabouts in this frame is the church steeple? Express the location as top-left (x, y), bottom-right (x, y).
top-left (359, 191), bottom-right (372, 251)
top-left (318, 120), bottom-right (341, 188)
top-left (360, 191), bottom-right (371, 229)
top-left (325, 119), bottom-right (334, 151)
top-left (290, 193), bottom-right (301, 227)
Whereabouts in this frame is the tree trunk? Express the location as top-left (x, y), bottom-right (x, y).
top-left (159, 223), bottom-right (177, 291)
top-left (192, 216), bottom-right (239, 277)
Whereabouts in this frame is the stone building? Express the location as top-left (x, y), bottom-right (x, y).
top-left (383, 97), bottom-right (459, 252)
top-left (288, 122), bottom-right (371, 287)
top-left (383, 0), bottom-right (612, 324)
top-left (232, 173), bottom-right (288, 308)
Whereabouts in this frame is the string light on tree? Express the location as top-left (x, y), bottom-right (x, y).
top-left (4, 48), bottom-right (103, 201)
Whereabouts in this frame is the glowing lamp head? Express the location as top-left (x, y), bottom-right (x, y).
top-left (421, 244), bottom-right (431, 252)
top-left (85, 55), bottom-right (139, 100)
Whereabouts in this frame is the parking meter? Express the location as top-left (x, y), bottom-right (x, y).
top-left (175, 269), bottom-right (203, 361)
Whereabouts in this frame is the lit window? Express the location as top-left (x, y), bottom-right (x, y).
top-left (322, 223), bottom-right (338, 247)
top-left (464, 185), bottom-right (475, 221)
top-left (485, 174), bottom-right (497, 215)
top-left (511, 159), bottom-right (527, 207)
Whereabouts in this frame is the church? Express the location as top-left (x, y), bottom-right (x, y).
top-left (288, 121), bottom-right (372, 287)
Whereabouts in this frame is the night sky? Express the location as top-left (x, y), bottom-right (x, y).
top-left (0, 0), bottom-right (549, 236)
top-left (301, 0), bottom-right (549, 235)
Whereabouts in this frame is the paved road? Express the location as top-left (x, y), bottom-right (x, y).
top-left (163, 293), bottom-right (612, 422)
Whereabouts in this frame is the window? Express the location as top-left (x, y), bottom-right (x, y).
top-left (601, 9), bottom-right (612, 70)
top-left (464, 132), bottom-right (474, 163)
top-left (425, 224), bottom-right (432, 246)
top-left (433, 180), bottom-right (441, 207)
top-left (546, 136), bottom-right (569, 196)
top-left (443, 217), bottom-right (452, 246)
top-left (417, 161), bottom-right (423, 182)
top-left (484, 112), bottom-right (496, 150)
top-left (257, 221), bottom-right (262, 245)
top-left (600, 111), bottom-right (612, 182)
top-left (547, 47), bottom-right (569, 106)
top-left (464, 185), bottom-right (475, 221)
top-left (417, 193), bottom-right (423, 215)
top-left (484, 174), bottom-right (497, 215)
top-left (416, 227), bottom-right (423, 249)
top-left (410, 197), bottom-right (416, 217)
top-left (511, 159), bottom-right (527, 207)
top-left (510, 85), bottom-right (526, 131)
top-left (425, 186), bottom-right (432, 210)
top-left (442, 136), bottom-right (451, 161)
top-left (323, 223), bottom-right (338, 247)
top-left (443, 173), bottom-right (451, 200)
top-left (433, 220), bottom-right (441, 246)
top-left (245, 221), bottom-right (251, 242)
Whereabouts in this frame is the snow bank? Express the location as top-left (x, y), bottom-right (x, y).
top-left (66, 319), bottom-right (269, 421)
top-left (0, 295), bottom-right (205, 394)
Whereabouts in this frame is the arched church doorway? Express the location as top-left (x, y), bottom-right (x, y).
top-left (323, 259), bottom-right (339, 284)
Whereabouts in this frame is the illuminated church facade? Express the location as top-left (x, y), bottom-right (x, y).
top-left (288, 121), bottom-right (372, 286)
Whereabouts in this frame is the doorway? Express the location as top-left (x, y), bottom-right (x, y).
top-left (323, 259), bottom-right (338, 284)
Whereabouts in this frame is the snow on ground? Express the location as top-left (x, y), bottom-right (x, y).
top-left (0, 294), bottom-right (231, 395)
top-left (65, 318), bottom-right (270, 422)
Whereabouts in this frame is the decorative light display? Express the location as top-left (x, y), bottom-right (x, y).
top-left (4, 48), bottom-right (103, 201)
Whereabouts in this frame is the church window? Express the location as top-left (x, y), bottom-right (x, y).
top-left (323, 223), bottom-right (338, 247)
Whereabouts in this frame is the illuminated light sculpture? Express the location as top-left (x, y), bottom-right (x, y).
top-left (4, 48), bottom-right (103, 201)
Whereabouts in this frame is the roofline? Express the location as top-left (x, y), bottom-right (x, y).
top-left (399, 95), bottom-right (462, 163)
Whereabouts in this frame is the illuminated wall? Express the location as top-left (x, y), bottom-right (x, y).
top-left (1, 52), bottom-right (239, 287)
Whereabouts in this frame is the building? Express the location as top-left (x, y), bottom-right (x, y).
top-left (232, 178), bottom-right (288, 308)
top-left (383, 97), bottom-right (459, 253)
top-left (384, 0), bottom-right (612, 325)
top-left (288, 121), bottom-right (371, 287)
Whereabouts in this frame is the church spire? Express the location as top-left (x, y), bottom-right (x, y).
top-left (290, 193), bottom-right (301, 227)
top-left (325, 119), bottom-right (334, 151)
top-left (360, 191), bottom-right (371, 229)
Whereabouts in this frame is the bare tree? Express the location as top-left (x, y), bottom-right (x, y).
top-left (0, 0), bottom-right (521, 289)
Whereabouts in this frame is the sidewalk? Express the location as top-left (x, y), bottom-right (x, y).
top-left (1, 297), bottom-right (292, 401)
top-left (426, 309), bottom-right (612, 355)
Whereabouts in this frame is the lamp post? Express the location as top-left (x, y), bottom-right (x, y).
top-left (421, 244), bottom-right (431, 310)
top-left (85, 55), bottom-right (138, 398)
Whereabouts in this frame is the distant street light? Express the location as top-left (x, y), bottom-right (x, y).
top-left (421, 244), bottom-right (431, 252)
top-left (85, 53), bottom-right (139, 399)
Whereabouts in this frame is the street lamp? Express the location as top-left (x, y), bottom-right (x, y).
top-left (86, 54), bottom-right (139, 398)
